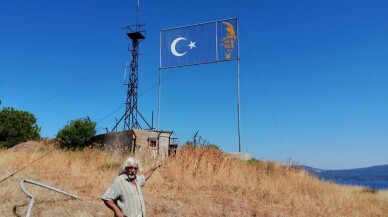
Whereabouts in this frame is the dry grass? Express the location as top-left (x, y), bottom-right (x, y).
top-left (0, 141), bottom-right (387, 217)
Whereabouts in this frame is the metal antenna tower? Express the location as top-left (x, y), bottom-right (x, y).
top-left (112, 0), bottom-right (151, 131)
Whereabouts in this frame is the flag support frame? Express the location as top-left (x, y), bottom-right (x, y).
top-left (158, 18), bottom-right (241, 152)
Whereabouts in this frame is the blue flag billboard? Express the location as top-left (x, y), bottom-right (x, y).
top-left (160, 18), bottom-right (238, 69)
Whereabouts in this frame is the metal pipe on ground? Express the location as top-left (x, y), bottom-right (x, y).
top-left (19, 178), bottom-right (80, 217)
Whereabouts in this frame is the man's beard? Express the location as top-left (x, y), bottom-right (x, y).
top-left (127, 174), bottom-right (136, 180)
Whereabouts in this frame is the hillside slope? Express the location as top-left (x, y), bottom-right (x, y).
top-left (0, 141), bottom-right (388, 216)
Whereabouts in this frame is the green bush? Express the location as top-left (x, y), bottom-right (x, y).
top-left (0, 107), bottom-right (41, 148)
top-left (207, 143), bottom-right (220, 150)
top-left (247, 158), bottom-right (263, 165)
top-left (56, 118), bottom-right (96, 149)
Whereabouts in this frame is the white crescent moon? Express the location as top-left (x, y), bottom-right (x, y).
top-left (171, 37), bottom-right (187, 57)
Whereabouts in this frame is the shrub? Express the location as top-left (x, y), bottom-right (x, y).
top-left (0, 107), bottom-right (41, 148)
top-left (247, 158), bottom-right (263, 165)
top-left (56, 118), bottom-right (96, 149)
top-left (207, 143), bottom-right (220, 150)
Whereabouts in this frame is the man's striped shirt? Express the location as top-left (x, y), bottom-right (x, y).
top-left (102, 174), bottom-right (146, 217)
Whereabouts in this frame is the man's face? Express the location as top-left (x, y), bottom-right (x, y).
top-left (125, 164), bottom-right (138, 179)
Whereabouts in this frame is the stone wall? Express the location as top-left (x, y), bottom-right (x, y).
top-left (91, 130), bottom-right (134, 153)
top-left (91, 129), bottom-right (173, 157)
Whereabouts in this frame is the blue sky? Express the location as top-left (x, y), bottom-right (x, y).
top-left (1, 0), bottom-right (387, 169)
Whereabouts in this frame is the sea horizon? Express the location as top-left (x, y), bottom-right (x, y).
top-left (331, 180), bottom-right (388, 190)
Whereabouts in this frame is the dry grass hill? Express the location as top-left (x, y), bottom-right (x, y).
top-left (1, 141), bottom-right (387, 216)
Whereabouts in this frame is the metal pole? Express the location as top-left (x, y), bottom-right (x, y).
top-left (236, 18), bottom-right (241, 152)
top-left (216, 21), bottom-right (218, 61)
top-left (136, 0), bottom-right (140, 29)
top-left (19, 179), bottom-right (80, 217)
top-left (237, 59), bottom-right (241, 152)
top-left (158, 28), bottom-right (162, 130)
top-left (19, 179), bottom-right (34, 217)
top-left (151, 111), bottom-right (154, 130)
top-left (158, 68), bottom-right (161, 130)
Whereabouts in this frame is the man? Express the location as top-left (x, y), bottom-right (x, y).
top-left (102, 157), bottom-right (161, 217)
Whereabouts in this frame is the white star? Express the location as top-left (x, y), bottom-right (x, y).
top-left (188, 41), bottom-right (196, 49)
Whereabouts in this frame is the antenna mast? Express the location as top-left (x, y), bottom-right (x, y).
top-left (112, 0), bottom-right (151, 131)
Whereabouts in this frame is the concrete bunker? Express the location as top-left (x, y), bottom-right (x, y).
top-left (91, 129), bottom-right (178, 157)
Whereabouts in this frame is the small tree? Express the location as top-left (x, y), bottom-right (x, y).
top-left (0, 107), bottom-right (41, 148)
top-left (56, 118), bottom-right (96, 149)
